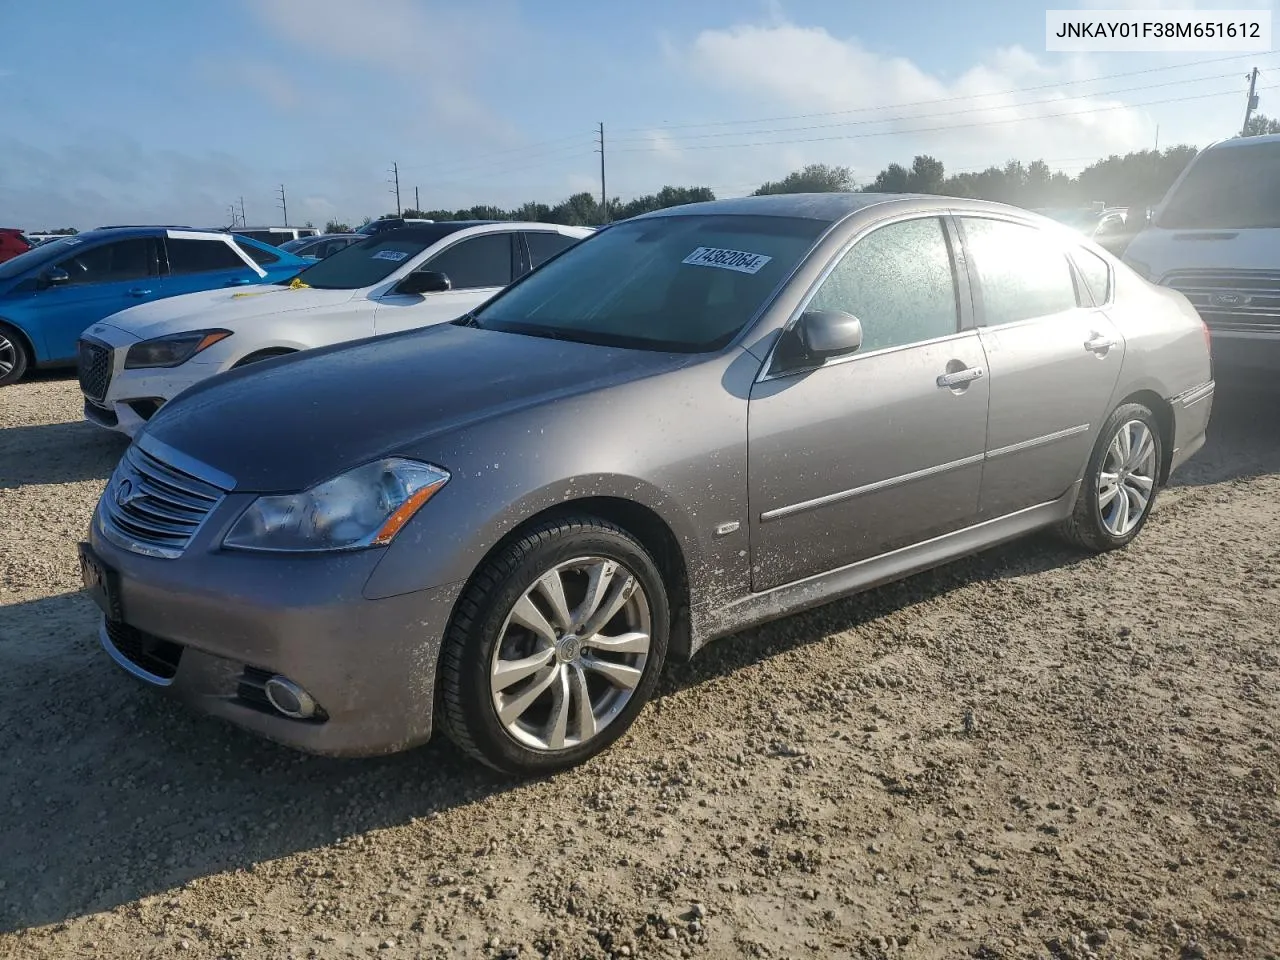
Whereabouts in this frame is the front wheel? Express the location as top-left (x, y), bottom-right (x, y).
top-left (0, 324), bottom-right (31, 387)
top-left (439, 516), bottom-right (670, 775)
top-left (1058, 402), bottom-right (1163, 552)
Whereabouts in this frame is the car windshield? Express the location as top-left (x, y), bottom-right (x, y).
top-left (278, 237), bottom-right (310, 252)
top-left (0, 236), bottom-right (83, 280)
top-left (1158, 141), bottom-right (1280, 229)
top-left (469, 214), bottom-right (827, 352)
top-left (284, 235), bottom-right (422, 289)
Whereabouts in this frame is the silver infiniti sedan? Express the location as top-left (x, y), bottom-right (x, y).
top-left (81, 194), bottom-right (1215, 775)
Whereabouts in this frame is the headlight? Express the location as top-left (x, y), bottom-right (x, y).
top-left (222, 458), bottom-right (449, 553)
top-left (125, 329), bottom-right (232, 369)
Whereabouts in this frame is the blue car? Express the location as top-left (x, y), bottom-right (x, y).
top-left (0, 226), bottom-right (309, 385)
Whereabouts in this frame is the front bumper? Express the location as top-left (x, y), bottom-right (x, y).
top-left (87, 512), bottom-right (463, 757)
top-left (77, 326), bottom-right (220, 438)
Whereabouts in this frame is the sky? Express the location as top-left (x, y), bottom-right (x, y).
top-left (1, 0), bottom-right (1277, 230)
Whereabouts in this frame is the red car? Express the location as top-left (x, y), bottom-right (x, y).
top-left (0, 228), bottom-right (32, 264)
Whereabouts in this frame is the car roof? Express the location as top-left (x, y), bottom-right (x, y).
top-left (364, 221), bottom-right (590, 243)
top-left (626, 192), bottom-right (953, 224)
top-left (1207, 133), bottom-right (1280, 150)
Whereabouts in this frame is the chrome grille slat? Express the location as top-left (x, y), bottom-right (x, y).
top-left (99, 444), bottom-right (232, 559)
top-left (1163, 270), bottom-right (1280, 332)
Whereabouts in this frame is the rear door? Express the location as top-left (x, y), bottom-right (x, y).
top-left (373, 231), bottom-right (518, 334)
top-left (956, 214), bottom-right (1126, 519)
top-left (160, 234), bottom-right (265, 295)
top-left (37, 236), bottom-right (161, 361)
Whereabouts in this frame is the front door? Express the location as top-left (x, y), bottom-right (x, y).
top-left (160, 234), bottom-right (265, 296)
top-left (955, 215), bottom-right (1126, 519)
top-left (374, 232), bottom-right (517, 335)
top-left (37, 237), bottom-right (161, 362)
top-left (747, 216), bottom-right (991, 592)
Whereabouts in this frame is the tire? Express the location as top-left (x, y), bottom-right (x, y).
top-left (439, 516), bottom-right (670, 776)
top-left (0, 323), bottom-right (31, 387)
top-left (1058, 402), bottom-right (1163, 552)
top-left (231, 348), bottom-right (294, 369)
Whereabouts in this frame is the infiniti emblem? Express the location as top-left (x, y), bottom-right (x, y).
top-left (114, 476), bottom-right (141, 508)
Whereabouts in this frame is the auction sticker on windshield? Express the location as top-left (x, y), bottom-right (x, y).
top-left (682, 246), bottom-right (772, 275)
top-left (373, 250), bottom-right (409, 262)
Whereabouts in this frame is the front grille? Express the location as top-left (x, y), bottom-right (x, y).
top-left (78, 339), bottom-right (113, 402)
top-left (1163, 270), bottom-right (1280, 333)
top-left (99, 445), bottom-right (229, 559)
top-left (104, 620), bottom-right (183, 680)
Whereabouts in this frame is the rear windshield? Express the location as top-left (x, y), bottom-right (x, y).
top-left (1158, 141), bottom-right (1280, 230)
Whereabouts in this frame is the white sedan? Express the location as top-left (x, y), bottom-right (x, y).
top-left (77, 221), bottom-right (592, 436)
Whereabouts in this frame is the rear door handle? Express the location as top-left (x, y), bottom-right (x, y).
top-left (226, 277), bottom-right (250, 286)
top-left (937, 367), bottom-right (985, 388)
top-left (128, 288), bottom-right (152, 298)
top-left (1084, 334), bottom-right (1116, 354)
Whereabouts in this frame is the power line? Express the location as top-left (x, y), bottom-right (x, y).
top-left (610, 84), bottom-right (1278, 155)
top-left (613, 51), bottom-right (1277, 134)
top-left (609, 70), bottom-right (1248, 146)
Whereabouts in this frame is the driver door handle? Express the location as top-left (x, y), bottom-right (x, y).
top-left (937, 366), bottom-right (985, 388)
top-left (128, 288), bottom-right (152, 298)
top-left (1084, 333), bottom-right (1116, 354)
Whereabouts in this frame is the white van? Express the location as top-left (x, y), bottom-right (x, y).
top-left (1122, 134), bottom-right (1280, 372)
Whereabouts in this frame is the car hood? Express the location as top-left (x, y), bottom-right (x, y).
top-left (1124, 226), bottom-right (1280, 278)
top-left (142, 323), bottom-right (699, 492)
top-left (98, 284), bottom-right (359, 340)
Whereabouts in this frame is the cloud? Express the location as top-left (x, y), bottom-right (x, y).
top-left (245, 0), bottom-right (525, 144)
top-left (644, 16), bottom-right (1239, 192)
top-left (235, 62), bottom-right (299, 110)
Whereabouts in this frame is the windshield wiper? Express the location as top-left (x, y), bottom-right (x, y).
top-left (453, 311), bottom-right (479, 328)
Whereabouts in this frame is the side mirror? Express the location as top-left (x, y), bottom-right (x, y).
top-left (39, 267), bottom-right (70, 290)
top-left (798, 308), bottom-right (863, 358)
top-left (397, 270), bottom-right (451, 295)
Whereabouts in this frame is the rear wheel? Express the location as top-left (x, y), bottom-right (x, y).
top-left (439, 516), bottom-right (670, 776)
top-left (231, 348), bottom-right (294, 369)
top-left (1058, 402), bottom-right (1162, 552)
top-left (0, 323), bottom-right (31, 387)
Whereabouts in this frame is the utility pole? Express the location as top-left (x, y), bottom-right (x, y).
top-left (239, 197), bottom-right (246, 227)
top-left (227, 204), bottom-right (237, 227)
top-left (1243, 67), bottom-right (1260, 135)
top-left (414, 186), bottom-right (420, 213)
top-left (1154, 124), bottom-right (1160, 151)
top-left (277, 184), bottom-right (288, 226)
top-left (389, 162), bottom-right (401, 215)
top-left (595, 122), bottom-right (608, 223)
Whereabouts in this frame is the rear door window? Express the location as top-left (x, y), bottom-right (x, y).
top-left (959, 217), bottom-right (1079, 326)
top-left (165, 238), bottom-right (247, 274)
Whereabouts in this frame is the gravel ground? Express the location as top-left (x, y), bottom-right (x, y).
top-left (1, 373), bottom-right (1277, 960)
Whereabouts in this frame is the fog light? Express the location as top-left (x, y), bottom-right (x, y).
top-left (264, 675), bottom-right (318, 719)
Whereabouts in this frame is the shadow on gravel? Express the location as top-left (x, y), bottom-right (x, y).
top-left (0, 532), bottom-right (1090, 933)
top-left (0, 420), bottom-right (127, 489)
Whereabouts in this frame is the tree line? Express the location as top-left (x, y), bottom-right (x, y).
top-left (316, 117), bottom-right (1276, 234)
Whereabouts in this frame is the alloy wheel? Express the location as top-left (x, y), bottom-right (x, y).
top-left (489, 556), bottom-right (651, 752)
top-left (1098, 419), bottom-right (1157, 537)
top-left (0, 333), bottom-right (15, 379)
